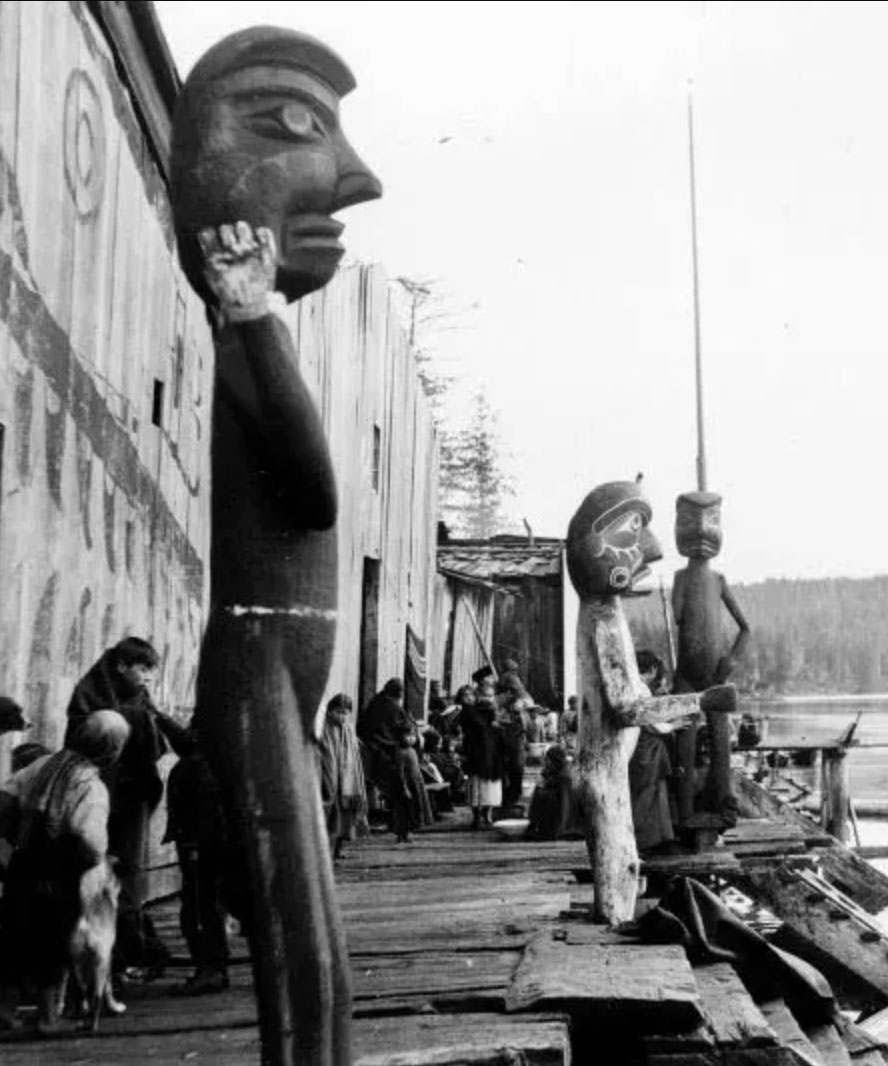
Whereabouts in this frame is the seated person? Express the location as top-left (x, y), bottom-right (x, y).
top-left (526, 745), bottom-right (582, 840)
top-left (429, 733), bottom-right (466, 806)
top-left (418, 730), bottom-right (452, 817)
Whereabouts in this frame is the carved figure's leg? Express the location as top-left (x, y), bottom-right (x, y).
top-left (196, 612), bottom-right (350, 1066)
top-left (672, 677), bottom-right (698, 826)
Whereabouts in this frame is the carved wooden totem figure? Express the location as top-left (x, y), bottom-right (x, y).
top-left (567, 481), bottom-right (736, 925)
top-left (170, 27), bottom-right (381, 1066)
top-left (672, 491), bottom-right (750, 832)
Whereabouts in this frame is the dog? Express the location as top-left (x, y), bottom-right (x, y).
top-left (58, 857), bottom-right (127, 1032)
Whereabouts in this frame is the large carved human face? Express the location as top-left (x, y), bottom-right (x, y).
top-left (172, 28), bottom-right (382, 305)
top-left (567, 481), bottom-right (663, 598)
top-left (675, 491), bottom-right (723, 559)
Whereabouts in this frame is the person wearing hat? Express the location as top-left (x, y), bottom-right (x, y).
top-left (460, 695), bottom-right (505, 829)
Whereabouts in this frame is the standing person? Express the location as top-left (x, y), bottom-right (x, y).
top-left (318, 695), bottom-right (368, 861)
top-left (0, 710), bottom-right (131, 1031)
top-left (357, 678), bottom-right (411, 803)
top-left (461, 696), bottom-right (505, 829)
top-left (65, 637), bottom-right (183, 976)
top-left (498, 659), bottom-right (529, 701)
top-left (629, 651), bottom-right (677, 856)
top-left (390, 725), bottom-right (432, 843)
top-left (501, 697), bottom-right (530, 811)
top-left (164, 727), bottom-right (234, 997)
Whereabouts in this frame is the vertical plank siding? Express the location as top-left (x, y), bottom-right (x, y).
top-left (285, 267), bottom-right (439, 725)
top-left (0, 0), bottom-right (213, 756)
top-left (0, 1), bottom-right (439, 890)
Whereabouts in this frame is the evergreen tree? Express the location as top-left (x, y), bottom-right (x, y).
top-left (438, 390), bottom-right (515, 539)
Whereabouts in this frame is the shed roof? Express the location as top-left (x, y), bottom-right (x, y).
top-left (438, 540), bottom-right (563, 581)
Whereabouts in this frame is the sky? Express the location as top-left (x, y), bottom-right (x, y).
top-left (155, 1), bottom-right (888, 586)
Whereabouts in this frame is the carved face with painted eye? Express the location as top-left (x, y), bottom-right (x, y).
top-left (172, 27), bottom-right (382, 304)
top-left (567, 481), bottom-right (663, 598)
top-left (675, 491), bottom-right (723, 560)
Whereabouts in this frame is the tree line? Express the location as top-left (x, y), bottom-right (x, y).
top-left (624, 575), bottom-right (888, 696)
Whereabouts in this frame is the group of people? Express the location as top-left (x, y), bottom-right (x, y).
top-left (350, 662), bottom-right (580, 839)
top-left (0, 639), bottom-right (687, 1032)
top-left (0, 637), bottom-right (238, 1031)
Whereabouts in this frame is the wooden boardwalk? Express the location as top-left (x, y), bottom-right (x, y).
top-left (4, 807), bottom-right (888, 1064)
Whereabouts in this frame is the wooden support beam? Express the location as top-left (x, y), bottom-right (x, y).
top-left (821, 749), bottom-right (851, 844)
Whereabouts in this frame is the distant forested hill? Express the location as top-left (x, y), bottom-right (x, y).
top-left (623, 575), bottom-right (888, 696)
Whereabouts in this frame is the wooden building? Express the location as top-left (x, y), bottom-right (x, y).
top-left (0, 0), bottom-right (438, 892)
top-left (431, 536), bottom-right (566, 708)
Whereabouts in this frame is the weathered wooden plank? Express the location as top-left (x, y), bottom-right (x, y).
top-left (337, 871), bottom-right (576, 911)
top-left (353, 1013), bottom-right (571, 1066)
top-left (352, 950), bottom-right (519, 1001)
top-left (345, 905), bottom-right (562, 954)
top-left (1, 1013), bottom-right (570, 1066)
top-left (693, 964), bottom-right (778, 1048)
top-left (759, 1000), bottom-right (825, 1066)
top-left (733, 772), bottom-right (888, 914)
top-left (641, 849), bottom-right (743, 878)
top-left (858, 1005), bottom-right (888, 1045)
top-left (505, 930), bottom-right (704, 1030)
top-left (816, 848), bottom-right (888, 917)
top-left (724, 821), bottom-right (808, 844)
top-left (739, 867), bottom-right (888, 999)
top-left (805, 1024), bottom-right (853, 1066)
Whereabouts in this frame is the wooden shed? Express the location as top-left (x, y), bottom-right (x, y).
top-left (430, 536), bottom-right (566, 709)
top-left (0, 0), bottom-right (438, 894)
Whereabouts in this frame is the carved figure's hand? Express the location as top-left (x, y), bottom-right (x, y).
top-left (699, 683), bottom-right (737, 715)
top-left (198, 222), bottom-right (277, 322)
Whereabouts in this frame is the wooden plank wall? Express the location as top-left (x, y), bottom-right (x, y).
top-left (284, 268), bottom-right (439, 721)
top-left (494, 579), bottom-right (565, 708)
top-left (0, 0), bottom-right (214, 753)
top-left (429, 578), bottom-right (495, 696)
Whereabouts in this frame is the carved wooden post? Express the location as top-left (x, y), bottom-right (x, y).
top-left (821, 746), bottom-right (851, 844)
top-left (171, 27), bottom-right (381, 1066)
top-left (672, 491), bottom-right (749, 838)
top-left (567, 481), bottom-right (736, 925)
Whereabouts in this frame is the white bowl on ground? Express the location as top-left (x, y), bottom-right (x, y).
top-left (493, 818), bottom-right (529, 841)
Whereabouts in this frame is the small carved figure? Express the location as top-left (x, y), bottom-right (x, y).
top-left (672, 491), bottom-right (750, 829)
top-left (171, 26), bottom-right (380, 1066)
top-left (567, 481), bottom-right (736, 925)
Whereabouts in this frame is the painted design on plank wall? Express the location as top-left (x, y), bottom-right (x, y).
top-left (27, 571), bottom-right (60, 722)
top-left (63, 69), bottom-right (106, 219)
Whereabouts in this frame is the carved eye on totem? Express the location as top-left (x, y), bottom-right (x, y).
top-left (247, 102), bottom-right (328, 143)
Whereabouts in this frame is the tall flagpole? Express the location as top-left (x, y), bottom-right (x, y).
top-left (688, 85), bottom-right (707, 493)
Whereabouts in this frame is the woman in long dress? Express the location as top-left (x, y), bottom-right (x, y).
top-left (460, 696), bottom-right (505, 828)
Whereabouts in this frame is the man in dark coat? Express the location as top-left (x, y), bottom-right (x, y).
top-left (357, 678), bottom-right (412, 799)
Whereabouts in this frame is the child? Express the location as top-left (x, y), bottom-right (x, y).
top-left (390, 725), bottom-right (431, 843)
top-left (318, 694), bottom-right (368, 860)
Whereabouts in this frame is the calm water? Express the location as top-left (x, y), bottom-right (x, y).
top-left (740, 695), bottom-right (888, 799)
